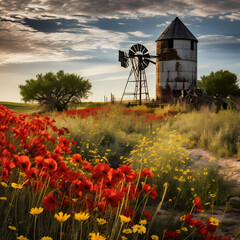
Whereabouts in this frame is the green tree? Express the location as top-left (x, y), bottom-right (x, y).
top-left (19, 70), bottom-right (92, 111)
top-left (197, 70), bottom-right (240, 98)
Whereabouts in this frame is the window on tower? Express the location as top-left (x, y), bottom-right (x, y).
top-left (191, 40), bottom-right (194, 50)
top-left (168, 39), bottom-right (173, 48)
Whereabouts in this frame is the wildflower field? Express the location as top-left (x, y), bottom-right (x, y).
top-left (0, 104), bottom-right (239, 240)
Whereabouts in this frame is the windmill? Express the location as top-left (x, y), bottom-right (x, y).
top-left (119, 43), bottom-right (156, 105)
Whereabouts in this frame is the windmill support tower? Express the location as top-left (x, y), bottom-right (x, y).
top-left (119, 44), bottom-right (155, 105)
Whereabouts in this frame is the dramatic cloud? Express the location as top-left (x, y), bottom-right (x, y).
top-left (198, 34), bottom-right (240, 45)
top-left (1, 0), bottom-right (240, 19)
top-left (0, 18), bottom-right (130, 65)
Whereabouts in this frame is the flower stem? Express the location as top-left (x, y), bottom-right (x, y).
top-left (33, 216), bottom-right (37, 240)
top-left (60, 222), bottom-right (63, 240)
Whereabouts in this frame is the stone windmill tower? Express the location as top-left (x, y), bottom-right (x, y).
top-left (156, 17), bottom-right (198, 102)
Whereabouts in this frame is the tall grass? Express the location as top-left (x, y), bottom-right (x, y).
top-left (165, 107), bottom-right (240, 157)
top-left (53, 106), bottom-right (151, 167)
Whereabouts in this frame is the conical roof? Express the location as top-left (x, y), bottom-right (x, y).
top-left (156, 17), bottom-right (198, 42)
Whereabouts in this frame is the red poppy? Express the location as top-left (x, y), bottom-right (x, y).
top-left (195, 220), bottom-right (208, 236)
top-left (83, 160), bottom-right (94, 172)
top-left (72, 154), bottom-right (82, 164)
top-left (97, 201), bottom-right (107, 213)
top-left (43, 158), bottom-right (57, 172)
top-left (71, 139), bottom-right (77, 145)
top-left (125, 170), bottom-right (138, 183)
top-left (194, 197), bottom-right (204, 212)
top-left (120, 165), bottom-right (138, 183)
top-left (1, 157), bottom-right (16, 171)
top-left (91, 163), bottom-right (112, 182)
top-left (34, 156), bottom-right (44, 168)
top-left (26, 168), bottom-right (39, 179)
top-left (184, 214), bottom-right (196, 226)
top-left (79, 178), bottom-right (93, 193)
top-left (43, 192), bottom-right (59, 211)
top-left (112, 168), bottom-right (124, 182)
top-left (102, 188), bottom-right (120, 208)
top-left (143, 210), bottom-right (152, 220)
top-left (163, 231), bottom-right (180, 239)
top-left (141, 168), bottom-right (154, 178)
top-left (149, 189), bottom-right (158, 199)
top-left (18, 155), bottom-right (31, 172)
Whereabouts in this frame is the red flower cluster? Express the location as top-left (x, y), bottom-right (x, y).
top-left (123, 108), bottom-right (178, 122)
top-left (164, 197), bottom-right (232, 240)
top-left (61, 105), bottom-right (110, 119)
top-left (0, 105), bottom-right (158, 220)
top-left (60, 105), bottom-right (177, 123)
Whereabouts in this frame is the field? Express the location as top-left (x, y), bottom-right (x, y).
top-left (0, 102), bottom-right (240, 240)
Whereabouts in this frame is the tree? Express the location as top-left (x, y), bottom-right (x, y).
top-left (19, 70), bottom-right (92, 111)
top-left (197, 70), bottom-right (240, 98)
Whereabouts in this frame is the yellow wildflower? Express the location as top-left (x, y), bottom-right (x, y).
top-left (209, 217), bottom-right (219, 226)
top-left (169, 198), bottom-right (172, 202)
top-left (74, 212), bottom-right (90, 221)
top-left (54, 212), bottom-right (71, 223)
top-left (0, 197), bottom-right (7, 200)
top-left (177, 187), bottom-right (181, 192)
top-left (40, 237), bottom-right (53, 240)
top-left (139, 219), bottom-right (147, 225)
top-left (89, 232), bottom-right (106, 240)
top-left (0, 182), bottom-right (8, 187)
top-left (151, 235), bottom-right (159, 240)
top-left (8, 225), bottom-right (16, 230)
top-left (119, 215), bottom-right (131, 223)
top-left (181, 227), bottom-right (188, 232)
top-left (210, 194), bottom-right (216, 198)
top-left (122, 228), bottom-right (132, 234)
top-left (132, 224), bottom-right (146, 235)
top-left (97, 218), bottom-right (107, 225)
top-left (191, 188), bottom-right (195, 191)
top-left (121, 237), bottom-right (127, 240)
top-left (11, 183), bottom-right (23, 189)
top-left (30, 207), bottom-right (43, 216)
top-left (17, 236), bottom-right (29, 240)
top-left (180, 215), bottom-right (185, 221)
top-left (176, 229), bottom-right (181, 234)
top-left (203, 172), bottom-right (208, 175)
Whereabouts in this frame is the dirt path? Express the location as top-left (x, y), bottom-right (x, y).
top-left (187, 148), bottom-right (240, 238)
top-left (188, 148), bottom-right (240, 189)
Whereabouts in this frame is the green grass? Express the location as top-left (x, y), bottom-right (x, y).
top-left (0, 101), bottom-right (38, 114)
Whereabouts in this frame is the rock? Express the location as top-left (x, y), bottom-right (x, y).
top-left (230, 196), bottom-right (240, 209)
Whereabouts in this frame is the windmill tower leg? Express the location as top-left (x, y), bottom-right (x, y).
top-left (120, 68), bottom-right (133, 103)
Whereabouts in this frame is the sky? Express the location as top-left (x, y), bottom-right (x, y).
top-left (0, 0), bottom-right (240, 103)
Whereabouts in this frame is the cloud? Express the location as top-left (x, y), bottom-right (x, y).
top-left (156, 21), bottom-right (171, 28)
top-left (128, 31), bottom-right (153, 38)
top-left (198, 34), bottom-right (240, 45)
top-left (0, 18), bottom-right (130, 65)
top-left (219, 12), bottom-right (240, 21)
top-left (1, 0), bottom-right (240, 20)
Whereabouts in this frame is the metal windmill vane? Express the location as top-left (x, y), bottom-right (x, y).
top-left (119, 43), bottom-right (156, 105)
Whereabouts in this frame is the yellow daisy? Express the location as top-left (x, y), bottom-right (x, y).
top-left (30, 207), bottom-right (43, 216)
top-left (74, 212), bottom-right (90, 222)
top-left (54, 212), bottom-right (71, 223)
